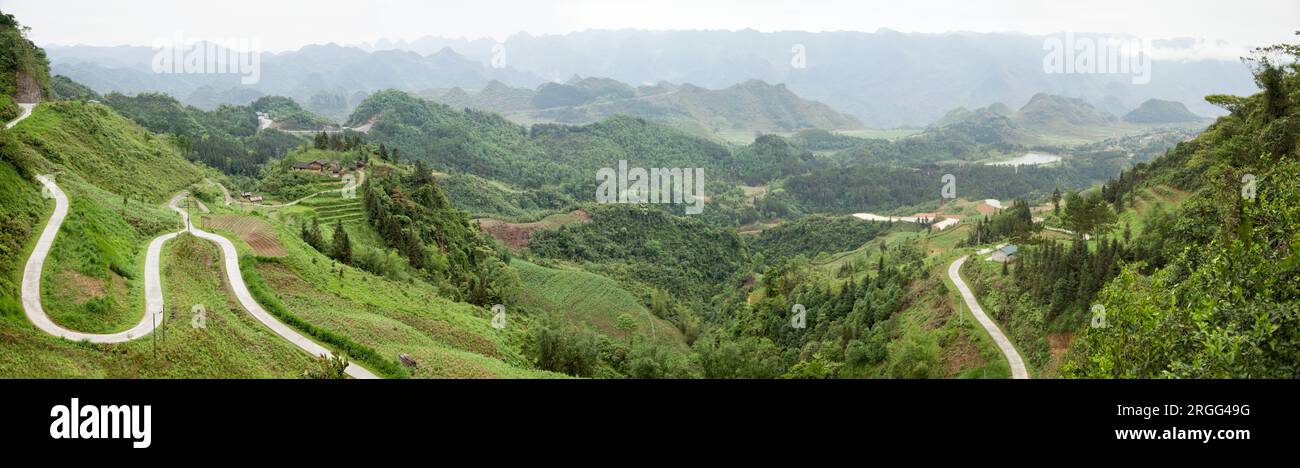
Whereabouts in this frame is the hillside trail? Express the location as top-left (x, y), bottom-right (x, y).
top-left (948, 255), bottom-right (1029, 379)
top-left (5, 103), bottom-right (36, 129)
top-left (21, 176), bottom-right (377, 378)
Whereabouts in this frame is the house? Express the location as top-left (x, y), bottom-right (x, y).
top-left (291, 160), bottom-right (329, 172)
top-left (249, 195), bottom-right (264, 202)
top-left (991, 245), bottom-right (1019, 263)
top-left (355, 160), bottom-right (366, 169)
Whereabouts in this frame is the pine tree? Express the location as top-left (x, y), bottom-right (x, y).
top-left (331, 221), bottom-right (352, 264)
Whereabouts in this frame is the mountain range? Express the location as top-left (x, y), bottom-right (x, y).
top-left (45, 29), bottom-right (1258, 127)
top-left (424, 77), bottom-right (863, 136)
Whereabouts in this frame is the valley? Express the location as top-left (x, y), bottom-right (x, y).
top-left (2, 6), bottom-right (1296, 383)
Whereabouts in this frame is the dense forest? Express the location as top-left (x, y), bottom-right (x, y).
top-left (362, 161), bottom-right (517, 306)
top-left (749, 215), bottom-right (891, 264)
top-left (1065, 40), bottom-right (1300, 378)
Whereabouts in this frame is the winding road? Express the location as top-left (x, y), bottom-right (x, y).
top-left (21, 176), bottom-right (377, 378)
top-left (5, 103), bottom-right (35, 129)
top-left (948, 255), bottom-right (1029, 379)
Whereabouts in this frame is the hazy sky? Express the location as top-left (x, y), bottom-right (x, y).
top-left (4, 0), bottom-right (1296, 56)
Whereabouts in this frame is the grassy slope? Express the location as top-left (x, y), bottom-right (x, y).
top-left (512, 259), bottom-right (687, 351)
top-left (3, 102), bottom-right (206, 333)
top-left (0, 101), bottom-right (325, 377)
top-left (206, 202), bottom-right (561, 378)
top-left (0, 233), bottom-right (312, 378)
top-left (11, 103), bottom-right (205, 332)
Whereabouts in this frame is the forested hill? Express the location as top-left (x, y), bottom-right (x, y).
top-left (427, 78), bottom-right (864, 135)
top-left (349, 89), bottom-right (839, 190)
top-left (1, 12), bottom-right (51, 121)
top-left (1065, 40), bottom-right (1300, 378)
top-left (101, 92), bottom-right (319, 177)
top-left (1122, 98), bottom-right (1205, 123)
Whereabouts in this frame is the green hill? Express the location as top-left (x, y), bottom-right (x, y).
top-left (1013, 93), bottom-right (1118, 131)
top-left (425, 77), bottom-right (863, 137)
top-left (1058, 46), bottom-right (1300, 378)
top-left (513, 260), bottom-right (688, 350)
top-left (102, 92), bottom-right (310, 177)
top-left (1122, 98), bottom-right (1203, 123)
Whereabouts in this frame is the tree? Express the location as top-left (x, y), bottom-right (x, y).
top-left (615, 313), bottom-right (638, 344)
top-left (301, 219), bottom-right (325, 252)
top-left (1052, 187), bottom-right (1062, 215)
top-left (1063, 191), bottom-right (1117, 238)
top-left (330, 221), bottom-right (352, 264)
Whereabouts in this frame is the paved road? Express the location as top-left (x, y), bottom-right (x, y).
top-left (948, 255), bottom-right (1029, 379)
top-left (22, 175), bottom-right (172, 342)
top-left (206, 178), bottom-right (233, 206)
top-left (21, 176), bottom-right (376, 378)
top-left (5, 103), bottom-right (36, 129)
top-left (170, 194), bottom-right (377, 379)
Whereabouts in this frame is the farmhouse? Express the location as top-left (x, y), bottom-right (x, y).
top-left (991, 244), bottom-right (1019, 262)
top-left (291, 160), bottom-right (329, 172)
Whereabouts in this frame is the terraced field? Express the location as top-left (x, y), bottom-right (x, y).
top-left (305, 192), bottom-right (366, 226)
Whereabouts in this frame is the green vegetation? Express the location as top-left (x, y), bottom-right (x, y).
top-left (362, 160), bottom-right (516, 306)
top-left (750, 215), bottom-right (890, 264)
top-left (49, 75), bottom-right (100, 101)
top-left (528, 204), bottom-right (745, 302)
top-left (0, 11), bottom-right (50, 115)
top-left (102, 92), bottom-right (319, 178)
top-left (251, 96), bottom-right (333, 130)
top-left (1065, 39), bottom-right (1300, 378)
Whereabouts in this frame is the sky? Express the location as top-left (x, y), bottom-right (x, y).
top-left (3, 0), bottom-right (1297, 57)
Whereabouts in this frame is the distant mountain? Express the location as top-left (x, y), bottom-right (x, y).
top-left (44, 44), bottom-right (545, 121)
top-left (425, 77), bottom-right (862, 136)
top-left (921, 93), bottom-right (1219, 145)
top-left (1123, 99), bottom-right (1204, 123)
top-left (1014, 93), bottom-right (1118, 131)
top-left (361, 29), bottom-right (1257, 127)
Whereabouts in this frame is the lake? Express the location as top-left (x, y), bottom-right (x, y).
top-left (986, 152), bottom-right (1062, 167)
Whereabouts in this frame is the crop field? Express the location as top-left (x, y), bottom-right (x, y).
top-left (202, 214), bottom-right (287, 257)
top-left (512, 259), bottom-right (687, 350)
top-left (476, 209), bottom-right (591, 249)
top-left (302, 191), bottom-right (366, 227)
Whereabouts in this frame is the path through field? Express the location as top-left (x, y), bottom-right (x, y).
top-left (20, 175), bottom-right (377, 378)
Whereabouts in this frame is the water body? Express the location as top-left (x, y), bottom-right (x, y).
top-left (986, 152), bottom-right (1062, 167)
